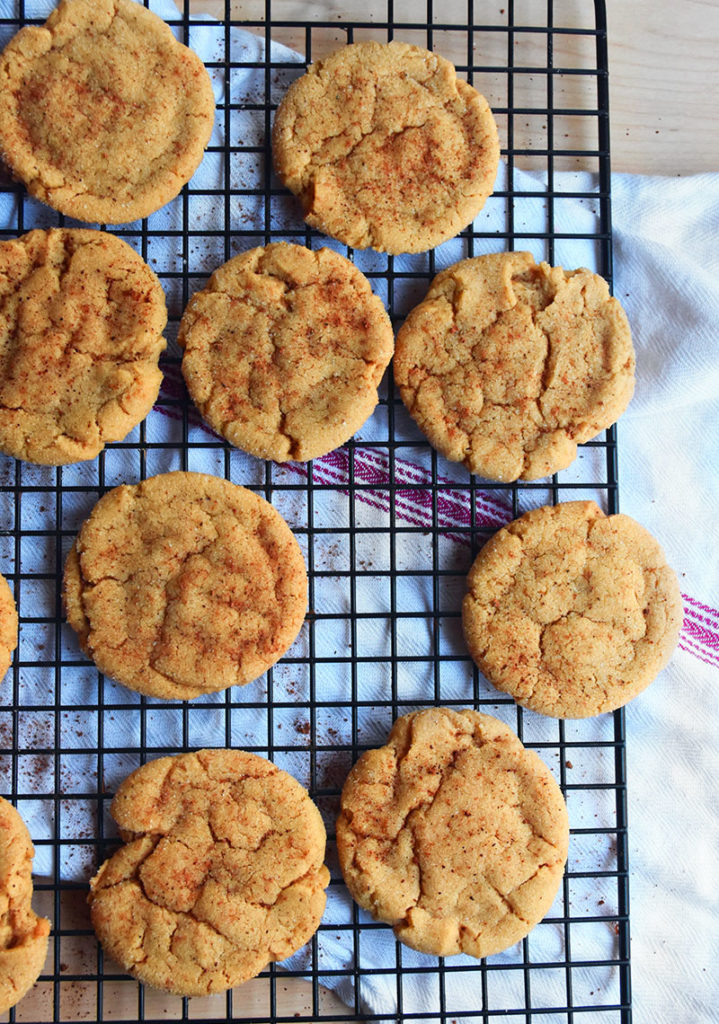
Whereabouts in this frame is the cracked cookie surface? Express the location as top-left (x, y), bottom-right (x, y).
top-left (0, 573), bottom-right (18, 681)
top-left (0, 228), bottom-right (167, 465)
top-left (63, 471), bottom-right (308, 700)
top-left (89, 748), bottom-right (330, 996)
top-left (336, 707), bottom-right (568, 959)
top-left (462, 501), bottom-right (684, 718)
top-left (394, 252), bottom-right (635, 482)
top-left (178, 243), bottom-right (394, 462)
top-left (0, 0), bottom-right (215, 224)
top-left (0, 797), bottom-right (51, 1014)
top-left (272, 41), bottom-right (499, 254)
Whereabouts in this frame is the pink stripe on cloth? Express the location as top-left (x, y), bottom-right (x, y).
top-left (332, 446), bottom-right (511, 525)
top-left (288, 458), bottom-right (469, 546)
top-left (678, 639), bottom-right (719, 670)
top-left (156, 370), bottom-right (217, 432)
top-left (682, 594), bottom-right (719, 630)
top-left (316, 446), bottom-right (510, 530)
top-left (682, 605), bottom-right (719, 652)
top-left (153, 403), bottom-right (215, 434)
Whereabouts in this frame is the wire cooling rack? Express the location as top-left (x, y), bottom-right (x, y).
top-left (0, 0), bottom-right (631, 1021)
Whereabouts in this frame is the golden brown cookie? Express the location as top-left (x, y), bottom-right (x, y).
top-left (272, 41), bottom-right (499, 254)
top-left (178, 242), bottom-right (394, 462)
top-left (337, 707), bottom-right (568, 958)
top-left (394, 252), bottom-right (635, 482)
top-left (0, 797), bottom-right (51, 1014)
top-left (0, 0), bottom-right (215, 224)
top-left (89, 748), bottom-right (329, 996)
top-left (63, 472), bottom-right (308, 700)
top-left (0, 228), bottom-right (167, 465)
top-left (462, 501), bottom-right (684, 718)
top-left (0, 573), bottom-right (18, 681)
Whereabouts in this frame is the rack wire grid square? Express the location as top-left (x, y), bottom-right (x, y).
top-left (0, 0), bottom-right (632, 1021)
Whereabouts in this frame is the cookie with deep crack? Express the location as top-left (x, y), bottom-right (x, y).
top-left (0, 797), bottom-right (51, 1014)
top-left (0, 228), bottom-right (167, 465)
top-left (89, 748), bottom-right (330, 995)
top-left (0, 573), bottom-right (18, 681)
top-left (337, 707), bottom-right (568, 958)
top-left (272, 41), bottom-right (500, 254)
top-left (394, 252), bottom-right (635, 481)
top-left (178, 242), bottom-right (394, 462)
top-left (63, 471), bottom-right (308, 700)
top-left (462, 501), bottom-right (684, 718)
top-left (0, 0), bottom-right (215, 224)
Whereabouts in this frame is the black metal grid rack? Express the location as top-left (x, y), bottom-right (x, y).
top-left (0, 0), bottom-right (631, 1021)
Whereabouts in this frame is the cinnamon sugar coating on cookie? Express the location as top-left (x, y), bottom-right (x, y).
top-left (89, 749), bottom-right (329, 996)
top-left (0, 573), bottom-right (18, 681)
top-left (272, 41), bottom-right (499, 254)
top-left (0, 0), bottom-right (215, 224)
top-left (63, 472), bottom-right (308, 700)
top-left (0, 797), bottom-right (51, 1014)
top-left (178, 243), bottom-right (394, 462)
top-left (394, 252), bottom-right (635, 482)
top-left (462, 501), bottom-right (684, 718)
top-left (0, 228), bottom-right (167, 465)
top-left (337, 707), bottom-right (568, 958)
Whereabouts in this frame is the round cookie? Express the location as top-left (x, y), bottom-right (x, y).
top-left (337, 707), bottom-right (568, 958)
top-left (0, 0), bottom-right (215, 224)
top-left (89, 748), bottom-right (330, 996)
top-left (272, 41), bottom-right (500, 254)
top-left (462, 501), bottom-right (684, 718)
top-left (394, 252), bottom-right (635, 482)
top-left (178, 242), bottom-right (394, 462)
top-left (0, 797), bottom-right (51, 1014)
top-left (0, 228), bottom-right (167, 465)
top-left (0, 573), bottom-right (18, 681)
top-left (63, 472), bottom-right (308, 700)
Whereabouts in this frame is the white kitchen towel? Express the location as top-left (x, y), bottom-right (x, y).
top-left (610, 172), bottom-right (719, 1024)
top-left (0, 2), bottom-right (717, 1023)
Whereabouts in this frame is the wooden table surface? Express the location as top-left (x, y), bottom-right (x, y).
top-left (188, 0), bottom-right (719, 175)
top-left (50, 2), bottom-right (712, 1022)
top-left (605, 0), bottom-right (718, 175)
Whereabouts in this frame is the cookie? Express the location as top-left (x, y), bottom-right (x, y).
top-left (394, 252), bottom-right (635, 482)
top-left (0, 573), bottom-right (18, 681)
top-left (462, 501), bottom-right (684, 718)
top-left (0, 0), bottom-right (215, 224)
top-left (178, 243), bottom-right (394, 462)
top-left (0, 228), bottom-right (167, 465)
top-left (272, 41), bottom-right (499, 254)
top-left (0, 797), bottom-right (51, 1014)
top-left (89, 748), bottom-right (330, 996)
top-left (63, 472), bottom-right (308, 700)
top-left (337, 707), bottom-right (568, 958)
